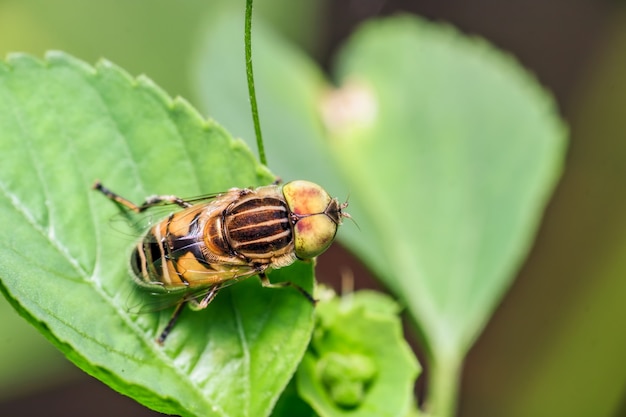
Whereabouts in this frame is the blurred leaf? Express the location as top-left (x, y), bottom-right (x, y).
top-left (328, 14), bottom-right (566, 362)
top-left (0, 0), bottom-right (325, 102)
top-left (297, 291), bottom-right (420, 417)
top-left (459, 10), bottom-right (626, 417)
top-left (194, 13), bottom-right (566, 416)
top-left (0, 52), bottom-right (315, 417)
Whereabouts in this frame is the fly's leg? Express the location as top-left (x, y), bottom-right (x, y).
top-left (188, 284), bottom-right (222, 310)
top-left (93, 181), bottom-right (192, 213)
top-left (156, 301), bottom-right (186, 345)
top-left (93, 181), bottom-right (141, 211)
top-left (156, 285), bottom-right (222, 345)
top-left (259, 271), bottom-right (317, 305)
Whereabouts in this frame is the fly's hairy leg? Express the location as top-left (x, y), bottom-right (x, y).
top-left (156, 285), bottom-right (222, 345)
top-left (259, 272), bottom-right (317, 305)
top-left (157, 301), bottom-right (186, 345)
top-left (93, 181), bottom-right (192, 212)
top-left (188, 284), bottom-right (222, 310)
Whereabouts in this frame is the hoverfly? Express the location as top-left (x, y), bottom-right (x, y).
top-left (93, 180), bottom-right (349, 344)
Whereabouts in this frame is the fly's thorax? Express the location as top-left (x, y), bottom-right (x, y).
top-left (211, 186), bottom-right (296, 263)
top-left (282, 180), bottom-right (347, 260)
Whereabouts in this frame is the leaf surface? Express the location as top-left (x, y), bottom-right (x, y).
top-left (0, 52), bottom-right (315, 417)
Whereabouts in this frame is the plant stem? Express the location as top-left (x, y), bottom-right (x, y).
top-left (426, 353), bottom-right (462, 417)
top-left (244, 0), bottom-right (267, 166)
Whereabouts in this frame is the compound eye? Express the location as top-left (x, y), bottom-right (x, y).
top-left (282, 180), bottom-right (332, 216)
top-left (293, 213), bottom-right (338, 259)
top-left (283, 180), bottom-right (340, 259)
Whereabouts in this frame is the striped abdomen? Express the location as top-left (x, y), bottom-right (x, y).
top-left (131, 206), bottom-right (210, 286)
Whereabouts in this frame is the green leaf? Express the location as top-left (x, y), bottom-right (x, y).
top-left (297, 290), bottom-right (420, 417)
top-left (328, 13), bottom-right (566, 352)
top-left (462, 18), bottom-right (626, 416)
top-left (193, 13), bottom-right (566, 416)
top-left (0, 51), bottom-right (316, 417)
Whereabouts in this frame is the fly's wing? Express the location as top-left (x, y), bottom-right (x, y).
top-left (128, 234), bottom-right (261, 314)
top-left (126, 284), bottom-right (206, 314)
top-left (126, 265), bottom-right (261, 314)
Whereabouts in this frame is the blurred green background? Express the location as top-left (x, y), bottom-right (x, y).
top-left (1, 1), bottom-right (625, 416)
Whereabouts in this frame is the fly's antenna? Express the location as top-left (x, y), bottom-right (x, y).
top-left (339, 193), bottom-right (359, 230)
